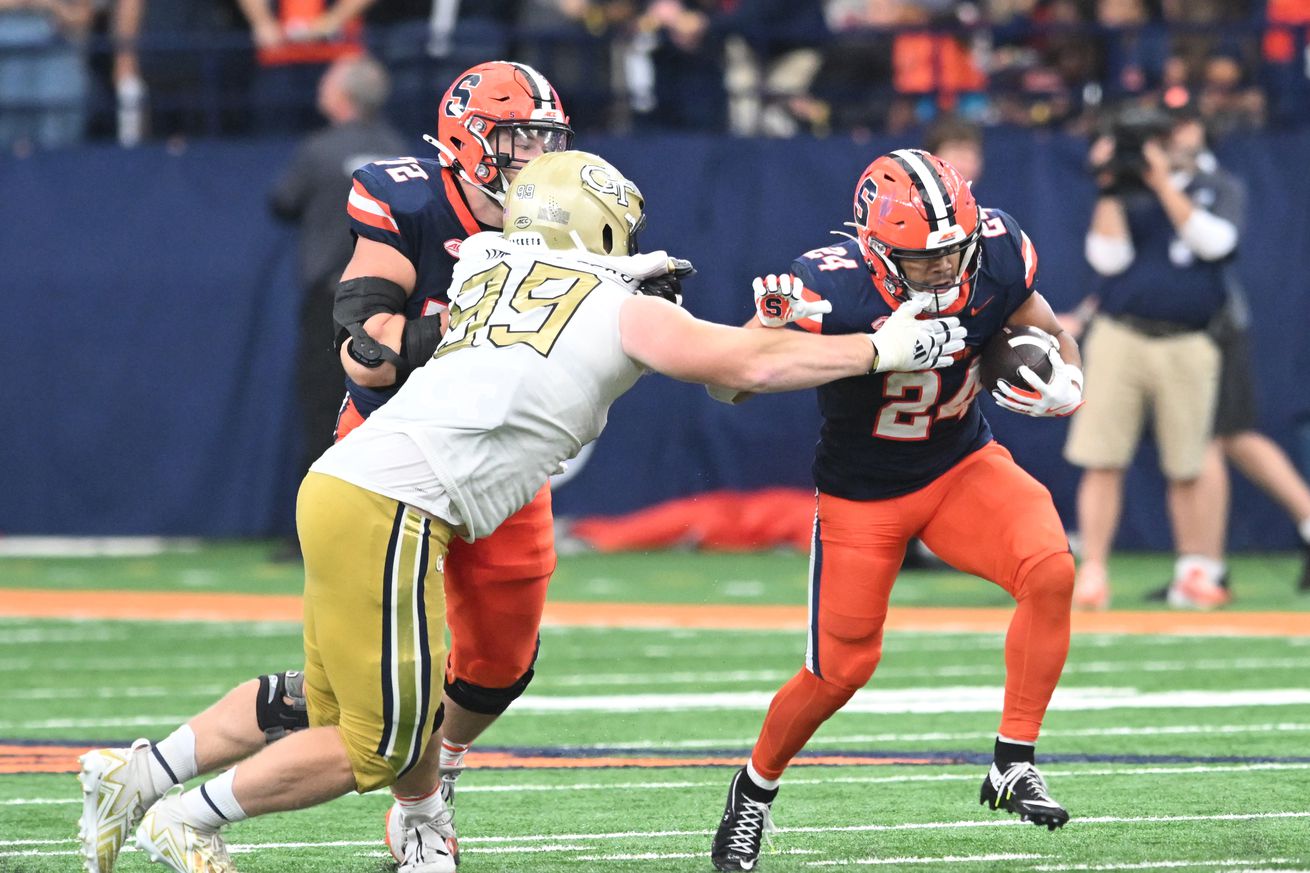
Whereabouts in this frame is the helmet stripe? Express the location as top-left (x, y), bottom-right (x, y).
top-left (890, 149), bottom-right (955, 232)
top-left (510, 62), bottom-right (554, 109)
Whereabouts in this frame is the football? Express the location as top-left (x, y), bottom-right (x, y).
top-left (980, 325), bottom-right (1057, 393)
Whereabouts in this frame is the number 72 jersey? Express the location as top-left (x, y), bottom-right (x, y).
top-left (789, 208), bottom-right (1039, 500)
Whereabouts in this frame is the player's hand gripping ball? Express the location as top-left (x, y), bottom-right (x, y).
top-left (983, 325), bottom-right (1084, 417)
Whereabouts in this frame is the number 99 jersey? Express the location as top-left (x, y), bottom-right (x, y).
top-left (790, 208), bottom-right (1039, 499)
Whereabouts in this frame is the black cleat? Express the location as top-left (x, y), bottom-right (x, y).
top-left (711, 768), bottom-right (776, 872)
top-left (1298, 544), bottom-right (1310, 593)
top-left (980, 762), bottom-right (1070, 830)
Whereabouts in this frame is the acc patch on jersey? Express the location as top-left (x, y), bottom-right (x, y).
top-left (444, 238), bottom-right (463, 258)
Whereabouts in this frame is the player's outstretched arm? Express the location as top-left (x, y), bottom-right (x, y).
top-left (620, 295), bottom-right (873, 392)
top-left (620, 296), bottom-right (966, 393)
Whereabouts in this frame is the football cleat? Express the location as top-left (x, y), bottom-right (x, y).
top-left (386, 791), bottom-right (459, 869)
top-left (394, 808), bottom-right (459, 873)
top-left (1166, 569), bottom-right (1231, 610)
top-left (980, 761), bottom-right (1069, 830)
top-left (711, 768), bottom-right (776, 872)
top-left (1297, 543), bottom-right (1310, 593)
top-left (78, 738), bottom-right (165, 872)
top-left (134, 788), bottom-right (237, 872)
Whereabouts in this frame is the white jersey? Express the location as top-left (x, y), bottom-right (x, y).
top-left (312, 232), bottom-right (658, 540)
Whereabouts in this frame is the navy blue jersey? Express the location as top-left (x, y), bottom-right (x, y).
top-left (1096, 169), bottom-right (1245, 329)
top-left (791, 209), bottom-right (1038, 500)
top-left (344, 156), bottom-right (495, 416)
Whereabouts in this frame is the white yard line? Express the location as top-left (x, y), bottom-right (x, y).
top-left (573, 720), bottom-right (1310, 750)
top-left (806, 852), bottom-right (1048, 866)
top-left (1033, 860), bottom-right (1298, 871)
top-left (10, 682), bottom-right (1310, 729)
top-left (6, 767), bottom-right (1310, 810)
top-left (4, 810), bottom-right (1307, 855)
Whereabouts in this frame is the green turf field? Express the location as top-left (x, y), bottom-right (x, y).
top-left (2, 544), bottom-right (1308, 872)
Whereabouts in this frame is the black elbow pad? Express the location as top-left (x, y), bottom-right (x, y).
top-left (333, 276), bottom-right (409, 369)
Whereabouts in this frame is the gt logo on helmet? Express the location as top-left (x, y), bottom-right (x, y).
top-left (580, 164), bottom-right (640, 207)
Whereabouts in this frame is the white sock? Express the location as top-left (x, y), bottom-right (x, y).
top-left (180, 768), bottom-right (248, 830)
top-left (1298, 517), bottom-right (1310, 545)
top-left (1173, 554), bottom-right (1225, 586)
top-left (745, 760), bottom-right (780, 791)
top-left (438, 739), bottom-right (470, 779)
top-left (997, 734), bottom-right (1035, 747)
top-left (148, 724), bottom-right (198, 794)
top-left (394, 783), bottom-right (444, 822)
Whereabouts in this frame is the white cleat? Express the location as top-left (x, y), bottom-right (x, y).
top-left (78, 738), bottom-right (165, 873)
top-left (387, 793), bottom-right (459, 872)
top-left (134, 789), bottom-right (237, 873)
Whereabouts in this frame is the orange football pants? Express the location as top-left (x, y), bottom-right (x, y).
top-left (751, 441), bottom-right (1074, 779)
top-left (335, 397), bottom-right (556, 694)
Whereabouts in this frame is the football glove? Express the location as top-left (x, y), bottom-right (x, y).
top-left (753, 274), bottom-right (833, 327)
top-left (868, 299), bottom-right (967, 373)
top-left (638, 257), bottom-right (695, 305)
top-left (992, 347), bottom-right (1084, 417)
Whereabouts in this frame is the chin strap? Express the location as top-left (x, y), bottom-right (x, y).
top-left (424, 134), bottom-right (507, 206)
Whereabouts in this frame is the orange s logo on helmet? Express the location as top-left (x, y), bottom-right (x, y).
top-left (853, 149), bottom-right (982, 315)
top-left (427, 61), bottom-right (574, 204)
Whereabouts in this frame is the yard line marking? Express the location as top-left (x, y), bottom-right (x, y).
top-left (0, 654), bottom-right (280, 672)
top-left (565, 721), bottom-right (1310, 750)
top-left (9, 684), bottom-right (1310, 729)
top-left (574, 850), bottom-right (821, 861)
top-left (6, 812), bottom-right (1307, 855)
top-left (535, 657), bottom-right (1310, 688)
top-left (806, 852), bottom-right (1047, 866)
top-left (504, 687), bottom-right (1310, 715)
top-left (0, 685), bottom-right (230, 701)
top-left (1033, 860), bottom-right (1297, 871)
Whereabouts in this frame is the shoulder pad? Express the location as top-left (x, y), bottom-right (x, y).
top-left (351, 159), bottom-right (441, 220)
top-left (979, 209), bottom-right (1038, 290)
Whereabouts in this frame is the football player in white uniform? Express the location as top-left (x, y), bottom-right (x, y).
top-left (111, 150), bottom-right (967, 873)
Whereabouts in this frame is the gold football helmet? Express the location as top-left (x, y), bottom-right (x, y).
top-left (503, 151), bottom-right (645, 256)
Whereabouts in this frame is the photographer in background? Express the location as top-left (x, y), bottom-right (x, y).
top-left (1063, 105), bottom-right (1239, 610)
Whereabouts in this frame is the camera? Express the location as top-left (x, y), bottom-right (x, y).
top-left (1093, 106), bottom-right (1172, 192)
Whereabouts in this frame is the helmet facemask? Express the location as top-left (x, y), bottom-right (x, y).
top-left (874, 226), bottom-right (981, 314)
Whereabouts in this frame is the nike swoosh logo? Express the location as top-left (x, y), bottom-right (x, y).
top-left (969, 298), bottom-right (994, 316)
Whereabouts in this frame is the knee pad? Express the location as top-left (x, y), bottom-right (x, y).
top-left (256, 671), bottom-right (309, 743)
top-left (817, 612), bottom-right (885, 691)
top-left (445, 667), bottom-right (535, 716)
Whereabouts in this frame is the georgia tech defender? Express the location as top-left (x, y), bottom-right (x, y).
top-left (109, 151), bottom-right (966, 873)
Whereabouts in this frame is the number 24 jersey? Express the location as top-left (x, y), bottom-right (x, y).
top-left (789, 209), bottom-right (1039, 500)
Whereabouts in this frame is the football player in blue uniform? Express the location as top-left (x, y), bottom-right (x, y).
top-left (709, 149), bottom-right (1085, 872)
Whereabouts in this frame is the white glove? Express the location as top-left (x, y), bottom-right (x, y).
top-left (867, 299), bottom-right (967, 373)
top-left (992, 346), bottom-right (1084, 417)
top-left (753, 274), bottom-right (832, 327)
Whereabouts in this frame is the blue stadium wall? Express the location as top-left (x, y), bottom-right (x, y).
top-left (5, 127), bottom-right (1310, 549)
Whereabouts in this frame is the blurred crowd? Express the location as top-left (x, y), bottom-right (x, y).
top-left (1, 0), bottom-right (1307, 153)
